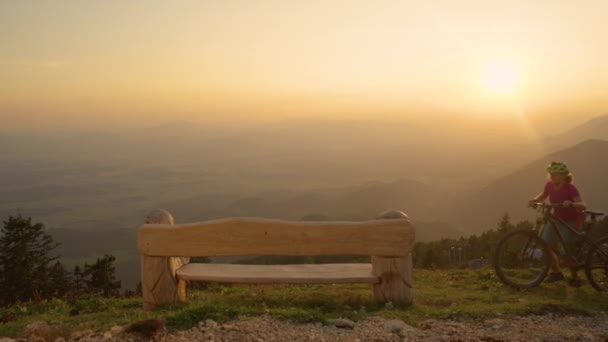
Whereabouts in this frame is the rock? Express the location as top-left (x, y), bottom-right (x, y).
top-left (24, 321), bottom-right (51, 340)
top-left (69, 331), bottom-right (84, 340)
top-left (110, 325), bottom-right (124, 336)
top-left (484, 318), bottom-right (505, 330)
top-left (384, 319), bottom-right (409, 335)
top-left (0, 337), bottom-right (16, 342)
top-left (102, 331), bottom-right (112, 340)
top-left (205, 319), bottom-right (218, 329)
top-left (328, 318), bottom-right (355, 329)
top-left (124, 319), bottom-right (166, 340)
top-left (220, 324), bottom-right (237, 330)
top-left (384, 301), bottom-right (394, 309)
top-left (53, 338), bottom-right (65, 342)
top-left (419, 321), bottom-right (434, 330)
top-left (70, 329), bottom-right (93, 340)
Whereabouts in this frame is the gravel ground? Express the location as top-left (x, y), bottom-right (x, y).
top-left (14, 313), bottom-right (608, 342)
top-left (159, 314), bottom-right (608, 342)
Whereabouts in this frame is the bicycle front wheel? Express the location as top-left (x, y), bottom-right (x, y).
top-left (494, 229), bottom-right (550, 289)
top-left (585, 236), bottom-right (608, 292)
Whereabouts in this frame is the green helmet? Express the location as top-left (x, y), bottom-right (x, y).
top-left (547, 161), bottom-right (569, 174)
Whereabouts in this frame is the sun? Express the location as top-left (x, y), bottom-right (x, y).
top-left (481, 62), bottom-right (520, 96)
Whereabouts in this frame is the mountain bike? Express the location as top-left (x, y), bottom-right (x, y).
top-left (493, 202), bottom-right (608, 291)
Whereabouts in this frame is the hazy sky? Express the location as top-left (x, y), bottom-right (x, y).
top-left (1, 0), bottom-right (607, 129)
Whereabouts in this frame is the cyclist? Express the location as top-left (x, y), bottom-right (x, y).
top-left (527, 161), bottom-right (587, 287)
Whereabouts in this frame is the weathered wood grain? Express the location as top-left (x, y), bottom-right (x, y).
top-left (140, 209), bottom-right (190, 310)
top-left (370, 210), bottom-right (413, 304)
top-left (176, 263), bottom-right (378, 283)
top-left (138, 218), bottom-right (414, 257)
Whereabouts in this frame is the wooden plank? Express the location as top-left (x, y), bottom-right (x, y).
top-left (175, 263), bottom-right (378, 284)
top-left (137, 218), bottom-right (414, 257)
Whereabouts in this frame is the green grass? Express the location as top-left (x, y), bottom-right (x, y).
top-left (1, 268), bottom-right (607, 338)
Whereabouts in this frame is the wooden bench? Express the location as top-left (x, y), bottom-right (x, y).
top-left (137, 209), bottom-right (415, 310)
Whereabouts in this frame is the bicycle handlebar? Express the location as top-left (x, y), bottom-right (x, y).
top-left (529, 202), bottom-right (564, 209)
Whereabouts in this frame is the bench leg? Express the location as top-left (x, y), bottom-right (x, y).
top-left (371, 254), bottom-right (413, 304)
top-left (177, 279), bottom-right (187, 302)
top-left (141, 256), bottom-right (190, 310)
top-left (141, 209), bottom-right (190, 310)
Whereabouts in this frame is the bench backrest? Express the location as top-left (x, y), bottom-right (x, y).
top-left (137, 218), bottom-right (414, 257)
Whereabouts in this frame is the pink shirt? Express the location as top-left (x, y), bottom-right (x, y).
top-left (542, 181), bottom-right (582, 228)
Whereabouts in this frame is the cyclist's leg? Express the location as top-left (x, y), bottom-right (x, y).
top-left (547, 244), bottom-right (561, 273)
top-left (559, 220), bottom-right (583, 282)
top-left (541, 222), bottom-right (564, 277)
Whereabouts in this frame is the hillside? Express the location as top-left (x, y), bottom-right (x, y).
top-left (447, 139), bottom-right (608, 233)
top-left (545, 114), bottom-right (608, 151)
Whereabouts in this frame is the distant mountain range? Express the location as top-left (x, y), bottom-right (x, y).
top-left (1, 114), bottom-right (607, 289)
top-left (447, 139), bottom-right (608, 233)
top-left (546, 114), bottom-right (608, 149)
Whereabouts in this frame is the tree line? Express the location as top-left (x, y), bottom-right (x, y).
top-left (0, 215), bottom-right (123, 307)
top-left (412, 213), bottom-right (608, 269)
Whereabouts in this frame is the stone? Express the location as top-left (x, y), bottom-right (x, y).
top-left (328, 318), bottom-right (355, 329)
top-left (69, 331), bottom-right (83, 340)
top-left (220, 324), bottom-right (237, 330)
top-left (384, 319), bottom-right (408, 334)
top-left (70, 329), bottom-right (94, 340)
top-left (24, 321), bottom-right (51, 339)
top-left (124, 319), bottom-right (166, 340)
top-left (110, 325), bottom-right (124, 336)
top-left (484, 318), bottom-right (505, 330)
top-left (205, 319), bottom-right (218, 329)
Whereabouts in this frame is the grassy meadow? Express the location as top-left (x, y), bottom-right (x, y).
top-left (1, 268), bottom-right (607, 338)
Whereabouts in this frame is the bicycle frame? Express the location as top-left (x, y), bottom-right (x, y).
top-left (536, 205), bottom-right (608, 264)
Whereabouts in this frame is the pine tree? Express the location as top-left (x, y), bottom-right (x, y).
top-left (82, 254), bottom-right (121, 298)
top-left (48, 261), bottom-right (72, 298)
top-left (0, 215), bottom-right (59, 306)
top-left (72, 265), bottom-right (86, 298)
top-left (496, 213), bottom-right (514, 235)
top-left (422, 247), bottom-right (437, 268)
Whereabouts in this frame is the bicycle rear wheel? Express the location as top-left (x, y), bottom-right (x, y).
top-left (494, 229), bottom-right (550, 289)
top-left (585, 236), bottom-right (608, 292)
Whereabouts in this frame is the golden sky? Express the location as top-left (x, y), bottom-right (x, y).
top-left (1, 0), bottom-right (607, 129)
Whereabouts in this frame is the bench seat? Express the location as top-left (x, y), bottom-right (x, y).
top-left (176, 263), bottom-right (378, 284)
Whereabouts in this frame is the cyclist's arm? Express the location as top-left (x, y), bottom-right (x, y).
top-left (564, 195), bottom-right (586, 210)
top-left (530, 192), bottom-right (548, 203)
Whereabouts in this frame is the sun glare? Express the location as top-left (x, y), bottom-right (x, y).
top-left (481, 62), bottom-right (520, 96)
